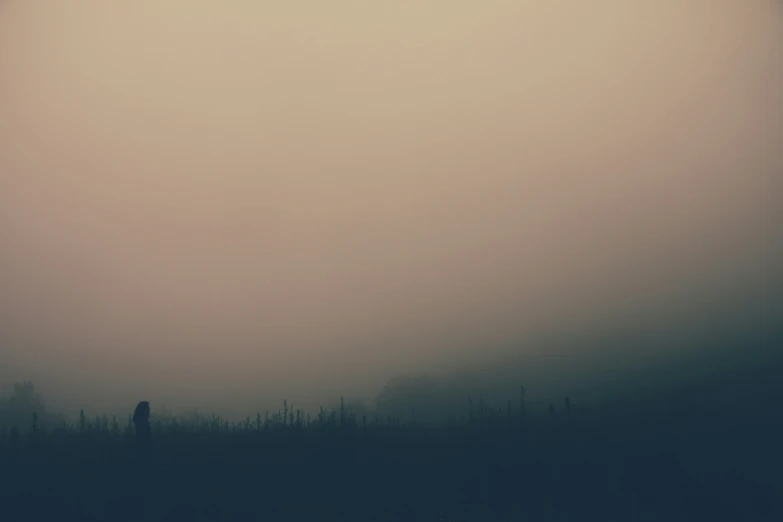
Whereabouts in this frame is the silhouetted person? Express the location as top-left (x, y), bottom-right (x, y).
top-left (133, 401), bottom-right (151, 451)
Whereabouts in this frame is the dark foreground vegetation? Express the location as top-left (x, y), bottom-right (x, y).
top-left (1, 388), bottom-right (780, 522)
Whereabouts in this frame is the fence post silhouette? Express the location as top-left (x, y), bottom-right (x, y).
top-left (133, 401), bottom-right (152, 453)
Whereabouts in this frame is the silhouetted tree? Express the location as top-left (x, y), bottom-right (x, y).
top-left (0, 381), bottom-right (46, 429)
top-left (375, 375), bottom-right (445, 423)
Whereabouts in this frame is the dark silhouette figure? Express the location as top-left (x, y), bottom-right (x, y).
top-left (132, 401), bottom-right (151, 450)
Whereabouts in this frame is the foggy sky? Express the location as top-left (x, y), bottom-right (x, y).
top-left (1, 1), bottom-right (782, 415)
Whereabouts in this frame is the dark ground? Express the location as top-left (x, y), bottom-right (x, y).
top-left (1, 389), bottom-right (780, 522)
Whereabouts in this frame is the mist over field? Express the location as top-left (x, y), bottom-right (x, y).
top-left (1, 0), bottom-right (782, 421)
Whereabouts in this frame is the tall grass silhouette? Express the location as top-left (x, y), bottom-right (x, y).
top-left (0, 383), bottom-right (779, 522)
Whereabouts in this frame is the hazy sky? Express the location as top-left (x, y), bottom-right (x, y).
top-left (1, 1), bottom-right (781, 414)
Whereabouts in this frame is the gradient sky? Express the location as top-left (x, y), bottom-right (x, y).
top-left (1, 1), bottom-right (781, 415)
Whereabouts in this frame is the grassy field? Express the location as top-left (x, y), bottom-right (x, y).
top-left (1, 391), bottom-right (780, 522)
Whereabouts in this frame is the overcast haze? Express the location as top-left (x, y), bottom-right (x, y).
top-left (1, 1), bottom-right (782, 415)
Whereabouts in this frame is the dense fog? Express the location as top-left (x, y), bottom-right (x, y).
top-left (1, 0), bottom-right (781, 421)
